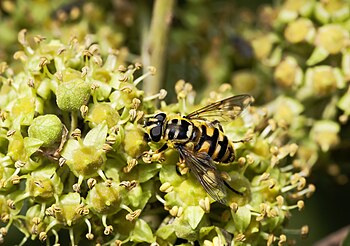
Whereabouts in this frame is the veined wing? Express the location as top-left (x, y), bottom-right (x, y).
top-left (185, 94), bottom-right (253, 121)
top-left (176, 145), bottom-right (227, 204)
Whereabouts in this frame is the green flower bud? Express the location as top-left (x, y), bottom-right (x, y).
top-left (53, 192), bottom-right (86, 227)
top-left (0, 165), bottom-right (16, 192)
top-left (338, 90), bottom-right (350, 115)
top-left (109, 82), bottom-right (143, 111)
top-left (11, 96), bottom-right (35, 126)
top-left (24, 204), bottom-right (46, 237)
top-left (122, 123), bottom-right (147, 158)
top-left (314, 0), bottom-right (350, 24)
top-left (277, 0), bottom-right (315, 23)
top-left (304, 66), bottom-right (344, 96)
top-left (28, 114), bottom-right (63, 147)
top-left (86, 181), bottom-right (121, 215)
top-left (62, 122), bottom-right (108, 178)
top-left (7, 132), bottom-right (26, 162)
top-left (85, 102), bottom-right (120, 128)
top-left (251, 34), bottom-right (277, 61)
top-left (56, 79), bottom-right (91, 111)
top-left (311, 120), bottom-right (340, 152)
top-left (231, 71), bottom-right (259, 94)
top-left (269, 96), bottom-right (304, 125)
top-left (63, 139), bottom-right (106, 178)
top-left (27, 165), bottom-right (63, 203)
top-left (274, 56), bottom-right (303, 88)
top-left (315, 24), bottom-right (349, 55)
top-left (0, 194), bottom-right (12, 220)
top-left (284, 18), bottom-right (315, 44)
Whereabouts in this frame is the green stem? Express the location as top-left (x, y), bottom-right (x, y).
top-left (142, 0), bottom-right (175, 96)
top-left (70, 111), bottom-right (78, 134)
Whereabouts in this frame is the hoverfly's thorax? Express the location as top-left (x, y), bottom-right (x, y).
top-left (163, 117), bottom-right (194, 143)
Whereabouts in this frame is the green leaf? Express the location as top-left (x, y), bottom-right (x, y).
top-left (37, 78), bottom-right (52, 99)
top-left (231, 205), bottom-right (252, 233)
top-left (135, 163), bottom-right (161, 183)
top-left (159, 161), bottom-right (188, 190)
top-left (183, 206), bottom-right (205, 229)
top-left (127, 184), bottom-right (151, 208)
top-left (83, 122), bottom-right (108, 148)
top-left (23, 137), bottom-right (43, 157)
top-left (156, 224), bottom-right (175, 240)
top-left (199, 226), bottom-right (215, 239)
top-left (11, 96), bottom-right (35, 126)
top-left (136, 180), bottom-right (154, 209)
top-left (91, 79), bottom-right (112, 101)
top-left (306, 46), bottom-right (329, 66)
top-left (131, 219), bottom-right (154, 243)
top-left (61, 139), bottom-right (80, 161)
top-left (173, 218), bottom-right (198, 241)
top-left (338, 92), bottom-right (350, 114)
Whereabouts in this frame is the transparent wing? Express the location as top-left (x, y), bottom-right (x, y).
top-left (185, 94), bottom-right (253, 121)
top-left (176, 145), bottom-right (227, 204)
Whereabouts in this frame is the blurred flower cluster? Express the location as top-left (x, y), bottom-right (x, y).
top-left (244, 0), bottom-right (350, 185)
top-left (166, 0), bottom-right (350, 184)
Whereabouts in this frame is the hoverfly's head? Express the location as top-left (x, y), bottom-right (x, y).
top-left (144, 112), bottom-right (166, 142)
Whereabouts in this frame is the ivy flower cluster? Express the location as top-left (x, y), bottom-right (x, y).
top-left (0, 31), bottom-right (311, 245)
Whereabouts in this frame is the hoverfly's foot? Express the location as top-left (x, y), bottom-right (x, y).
top-left (232, 135), bottom-right (253, 144)
top-left (155, 153), bottom-right (165, 162)
top-left (176, 159), bottom-right (189, 175)
top-left (142, 151), bottom-right (153, 163)
top-left (142, 151), bottom-right (165, 163)
top-left (53, 124), bottom-right (69, 158)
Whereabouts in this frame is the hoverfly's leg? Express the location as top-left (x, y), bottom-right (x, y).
top-left (142, 143), bottom-right (168, 163)
top-left (232, 135), bottom-right (253, 144)
top-left (156, 143), bottom-right (169, 153)
top-left (176, 157), bottom-right (189, 175)
top-left (53, 124), bottom-right (69, 159)
top-left (223, 180), bottom-right (243, 196)
top-left (221, 172), bottom-right (243, 195)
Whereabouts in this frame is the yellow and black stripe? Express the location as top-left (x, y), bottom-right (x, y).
top-left (190, 122), bottom-right (235, 163)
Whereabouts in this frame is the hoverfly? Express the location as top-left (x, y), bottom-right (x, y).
top-left (144, 94), bottom-right (253, 204)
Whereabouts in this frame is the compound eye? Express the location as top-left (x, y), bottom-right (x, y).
top-left (150, 125), bottom-right (162, 142)
top-left (155, 113), bottom-right (166, 122)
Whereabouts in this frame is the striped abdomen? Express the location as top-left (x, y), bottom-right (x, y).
top-left (190, 121), bottom-right (235, 163)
